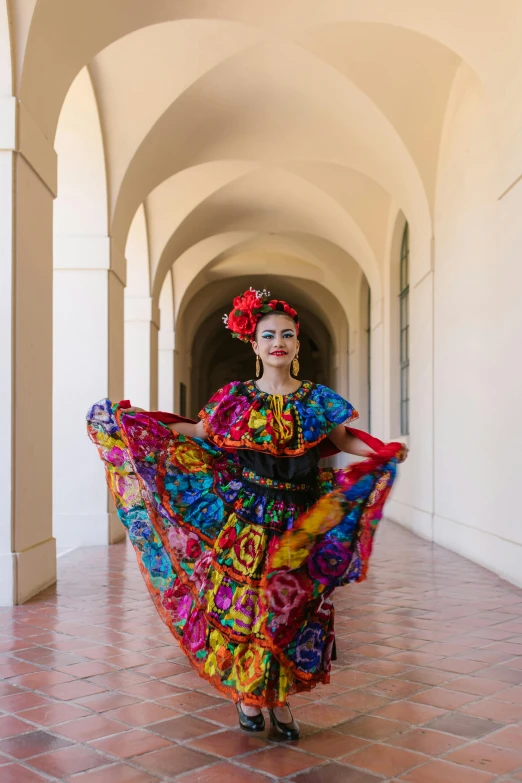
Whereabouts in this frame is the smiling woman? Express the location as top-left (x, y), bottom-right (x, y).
top-left (87, 287), bottom-right (406, 738)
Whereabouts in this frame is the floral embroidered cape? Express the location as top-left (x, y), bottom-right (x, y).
top-left (199, 380), bottom-right (357, 454)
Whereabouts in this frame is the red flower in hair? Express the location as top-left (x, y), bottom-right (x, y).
top-left (234, 289), bottom-right (262, 311)
top-left (224, 288), bottom-right (271, 342)
top-left (224, 288), bottom-right (298, 341)
top-left (227, 311), bottom-right (258, 339)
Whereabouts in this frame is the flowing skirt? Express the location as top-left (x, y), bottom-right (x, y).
top-left (87, 400), bottom-right (400, 706)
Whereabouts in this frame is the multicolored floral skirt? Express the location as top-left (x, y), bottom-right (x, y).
top-left (87, 400), bottom-right (399, 706)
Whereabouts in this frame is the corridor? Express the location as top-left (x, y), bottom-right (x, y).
top-left (1, 522), bottom-right (521, 783)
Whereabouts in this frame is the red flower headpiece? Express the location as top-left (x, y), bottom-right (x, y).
top-left (223, 288), bottom-right (299, 343)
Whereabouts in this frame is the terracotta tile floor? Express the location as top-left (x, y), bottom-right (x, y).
top-left (1, 521), bottom-right (522, 782)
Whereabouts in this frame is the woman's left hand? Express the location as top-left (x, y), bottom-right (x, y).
top-left (120, 406), bottom-right (145, 414)
top-left (397, 445), bottom-right (409, 463)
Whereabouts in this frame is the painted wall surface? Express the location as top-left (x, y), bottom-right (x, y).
top-left (433, 68), bottom-right (522, 586)
top-left (388, 64), bottom-right (522, 589)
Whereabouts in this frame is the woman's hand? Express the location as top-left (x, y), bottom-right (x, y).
top-left (120, 406), bottom-right (145, 414)
top-left (397, 445), bottom-right (409, 463)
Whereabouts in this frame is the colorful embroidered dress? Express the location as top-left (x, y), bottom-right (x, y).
top-left (87, 380), bottom-right (401, 706)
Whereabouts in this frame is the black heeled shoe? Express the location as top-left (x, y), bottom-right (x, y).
top-left (267, 703), bottom-right (300, 740)
top-left (236, 702), bottom-right (265, 732)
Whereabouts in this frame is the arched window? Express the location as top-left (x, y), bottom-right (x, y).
top-left (399, 223), bottom-right (410, 435)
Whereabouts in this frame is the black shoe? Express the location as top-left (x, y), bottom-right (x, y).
top-left (236, 702), bottom-right (265, 732)
top-left (267, 703), bottom-right (300, 740)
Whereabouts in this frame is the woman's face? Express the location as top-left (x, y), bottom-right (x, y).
top-left (252, 313), bottom-right (299, 372)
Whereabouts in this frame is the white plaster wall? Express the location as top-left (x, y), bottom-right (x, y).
top-left (429, 65), bottom-right (521, 586)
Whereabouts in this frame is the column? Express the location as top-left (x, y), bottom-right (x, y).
top-left (0, 100), bottom-right (57, 604)
top-left (124, 297), bottom-right (159, 410)
top-left (158, 329), bottom-right (175, 411)
top-left (53, 236), bottom-right (126, 550)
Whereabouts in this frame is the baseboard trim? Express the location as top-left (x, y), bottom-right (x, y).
top-left (388, 499), bottom-right (522, 589)
top-left (0, 538), bottom-right (57, 605)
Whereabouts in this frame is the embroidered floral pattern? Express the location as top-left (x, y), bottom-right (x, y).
top-left (200, 380), bottom-right (358, 455)
top-left (86, 389), bottom-right (400, 707)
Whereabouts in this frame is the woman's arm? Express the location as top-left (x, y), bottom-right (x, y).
top-left (168, 420), bottom-right (207, 439)
top-left (329, 424), bottom-right (409, 462)
top-left (119, 406), bottom-right (207, 440)
top-left (328, 424), bottom-right (376, 458)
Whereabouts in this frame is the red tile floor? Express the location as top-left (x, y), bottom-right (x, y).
top-left (1, 522), bottom-right (522, 782)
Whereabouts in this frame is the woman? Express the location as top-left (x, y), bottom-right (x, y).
top-left (87, 288), bottom-right (405, 739)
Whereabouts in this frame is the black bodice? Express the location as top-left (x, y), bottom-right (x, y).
top-left (237, 447), bottom-right (320, 484)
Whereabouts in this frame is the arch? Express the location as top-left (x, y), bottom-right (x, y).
top-left (133, 162), bottom-right (397, 346)
top-left (53, 66), bottom-right (123, 550)
top-left (19, 3), bottom-right (499, 143)
top-left (174, 237), bottom-right (361, 348)
top-left (54, 67), bottom-right (108, 237)
top-left (110, 38), bottom-right (432, 251)
top-left (91, 22), bottom-right (462, 219)
top-left (142, 162), bottom-right (395, 302)
top-left (148, 165), bottom-right (383, 306)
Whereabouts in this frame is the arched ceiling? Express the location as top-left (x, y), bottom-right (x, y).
top-left (142, 162), bottom-right (392, 301)
top-left (18, 1), bottom-right (520, 132)
top-left (173, 236), bottom-right (364, 334)
top-left (148, 165), bottom-right (382, 301)
top-left (104, 36), bottom-right (439, 244)
top-left (19, 1), bottom-right (522, 313)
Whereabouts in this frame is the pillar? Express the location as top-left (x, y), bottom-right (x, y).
top-left (124, 297), bottom-right (159, 410)
top-left (53, 236), bottom-right (126, 549)
top-left (158, 328), bottom-right (175, 411)
top-left (0, 99), bottom-right (57, 604)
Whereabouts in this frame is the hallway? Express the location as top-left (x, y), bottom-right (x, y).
top-left (1, 523), bottom-right (521, 783)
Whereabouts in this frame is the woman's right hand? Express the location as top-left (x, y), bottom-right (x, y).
top-left (120, 406), bottom-right (145, 414)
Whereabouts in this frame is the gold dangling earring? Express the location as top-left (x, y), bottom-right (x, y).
top-left (256, 355), bottom-right (261, 378)
top-left (292, 354), bottom-right (300, 377)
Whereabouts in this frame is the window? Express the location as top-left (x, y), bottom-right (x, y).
top-left (367, 286), bottom-right (371, 432)
top-left (399, 223), bottom-right (410, 435)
